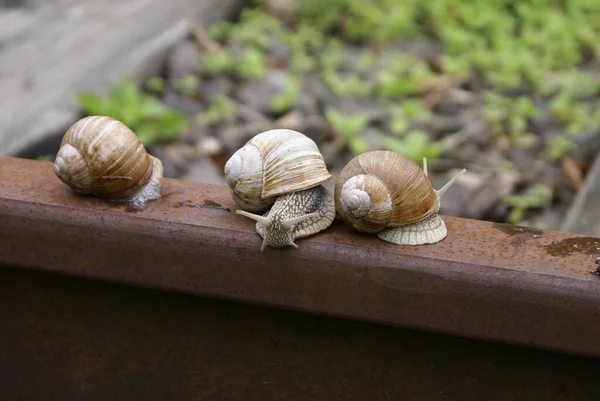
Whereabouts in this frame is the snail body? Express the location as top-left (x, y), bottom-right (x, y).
top-left (335, 150), bottom-right (466, 245)
top-left (224, 129), bottom-right (335, 251)
top-left (238, 185), bottom-right (335, 251)
top-left (53, 115), bottom-right (163, 204)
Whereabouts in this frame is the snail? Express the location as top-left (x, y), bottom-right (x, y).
top-left (334, 150), bottom-right (466, 246)
top-left (53, 115), bottom-right (164, 204)
top-left (224, 129), bottom-right (336, 251)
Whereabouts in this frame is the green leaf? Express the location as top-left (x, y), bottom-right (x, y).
top-left (348, 136), bottom-right (370, 154)
top-left (236, 47), bottom-right (267, 79)
top-left (378, 131), bottom-right (442, 164)
top-left (112, 76), bottom-right (140, 104)
top-left (76, 92), bottom-right (112, 116)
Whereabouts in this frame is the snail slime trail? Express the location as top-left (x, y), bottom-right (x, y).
top-left (335, 150), bottom-right (466, 246)
top-left (225, 129), bottom-right (336, 251)
top-left (53, 116), bottom-right (164, 205)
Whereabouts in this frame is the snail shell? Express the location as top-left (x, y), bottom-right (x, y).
top-left (335, 150), bottom-right (465, 245)
top-left (224, 129), bottom-right (332, 213)
top-left (53, 115), bottom-right (163, 204)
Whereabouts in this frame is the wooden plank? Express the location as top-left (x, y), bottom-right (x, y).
top-left (0, 0), bottom-right (245, 155)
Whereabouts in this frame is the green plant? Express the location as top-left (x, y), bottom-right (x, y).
top-left (271, 76), bottom-right (301, 113)
top-left (503, 184), bottom-right (553, 224)
top-left (389, 100), bottom-right (433, 135)
top-left (172, 75), bottom-right (201, 98)
top-left (541, 136), bottom-right (577, 161)
top-left (378, 130), bottom-right (444, 165)
top-left (375, 54), bottom-right (435, 99)
top-left (325, 108), bottom-right (370, 154)
top-left (146, 76), bottom-right (166, 93)
top-left (202, 49), bottom-right (234, 75)
top-left (482, 92), bottom-right (540, 148)
top-left (322, 69), bottom-right (372, 97)
top-left (76, 76), bottom-right (188, 145)
top-left (235, 46), bottom-right (267, 79)
top-left (197, 95), bottom-right (236, 126)
top-left (229, 8), bottom-right (284, 50)
top-left (36, 154), bottom-right (55, 162)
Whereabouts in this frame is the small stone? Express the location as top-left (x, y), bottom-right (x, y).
top-left (574, 126), bottom-right (600, 162)
top-left (146, 144), bottom-right (189, 179)
top-left (179, 158), bottom-right (226, 185)
top-left (437, 170), bottom-right (518, 219)
top-left (338, 45), bottom-right (368, 74)
top-left (467, 171), bottom-right (519, 219)
top-left (269, 38), bottom-right (292, 66)
top-left (507, 146), bottom-right (543, 174)
top-left (263, 0), bottom-right (298, 21)
top-left (165, 39), bottom-right (202, 81)
top-left (431, 111), bottom-right (472, 136)
top-left (388, 39), bottom-right (446, 62)
top-left (218, 121), bottom-right (272, 151)
top-left (236, 69), bottom-right (290, 115)
top-left (274, 112), bottom-right (325, 144)
top-left (294, 92), bottom-right (319, 116)
top-left (197, 76), bottom-right (233, 105)
top-left (162, 90), bottom-right (203, 116)
top-left (226, 39), bottom-right (246, 60)
top-left (363, 128), bottom-right (383, 150)
top-left (331, 98), bottom-right (393, 122)
top-left (196, 136), bottom-right (222, 157)
top-left (232, 98), bottom-right (270, 124)
top-left (432, 89), bottom-right (477, 116)
top-left (275, 110), bottom-right (302, 127)
top-left (302, 72), bottom-right (336, 105)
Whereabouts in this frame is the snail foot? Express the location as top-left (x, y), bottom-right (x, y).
top-left (377, 213), bottom-right (447, 245)
top-left (125, 155), bottom-right (164, 205)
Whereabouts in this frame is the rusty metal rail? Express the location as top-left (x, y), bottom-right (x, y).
top-left (1, 155), bottom-right (600, 357)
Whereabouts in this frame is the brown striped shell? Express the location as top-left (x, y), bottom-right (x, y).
top-left (334, 150), bottom-right (438, 233)
top-left (224, 129), bottom-right (331, 213)
top-left (53, 116), bottom-right (155, 200)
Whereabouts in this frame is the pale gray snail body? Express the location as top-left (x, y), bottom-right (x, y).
top-left (224, 129), bottom-right (335, 251)
top-left (334, 150), bottom-right (466, 246)
top-left (53, 115), bottom-right (164, 204)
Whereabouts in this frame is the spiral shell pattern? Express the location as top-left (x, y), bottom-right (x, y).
top-left (339, 174), bottom-right (393, 233)
top-left (224, 129), bottom-right (331, 213)
top-left (54, 116), bottom-right (154, 199)
top-left (334, 150), bottom-right (438, 233)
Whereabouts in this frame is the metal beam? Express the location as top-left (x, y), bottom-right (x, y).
top-left (1, 155), bottom-right (600, 356)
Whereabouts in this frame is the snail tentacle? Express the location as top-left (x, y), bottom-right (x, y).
top-left (238, 185), bottom-right (335, 251)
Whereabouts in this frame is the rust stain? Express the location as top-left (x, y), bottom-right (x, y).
top-left (545, 237), bottom-right (600, 257)
top-left (203, 199), bottom-right (223, 208)
top-left (161, 189), bottom-right (186, 199)
top-left (3, 156), bottom-right (600, 357)
top-left (123, 203), bottom-right (148, 213)
top-left (174, 199), bottom-right (231, 213)
top-left (492, 222), bottom-right (543, 238)
top-left (490, 222), bottom-right (544, 247)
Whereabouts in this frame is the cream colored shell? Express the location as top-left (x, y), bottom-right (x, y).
top-left (224, 129), bottom-right (331, 213)
top-left (53, 115), bottom-right (162, 202)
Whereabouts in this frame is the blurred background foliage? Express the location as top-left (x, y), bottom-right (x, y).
top-left (75, 0), bottom-right (600, 226)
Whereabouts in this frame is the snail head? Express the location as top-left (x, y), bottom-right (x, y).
top-left (236, 210), bottom-right (319, 251)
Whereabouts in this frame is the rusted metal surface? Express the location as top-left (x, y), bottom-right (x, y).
top-left (1, 155), bottom-right (600, 357)
top-left (2, 265), bottom-right (599, 401)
